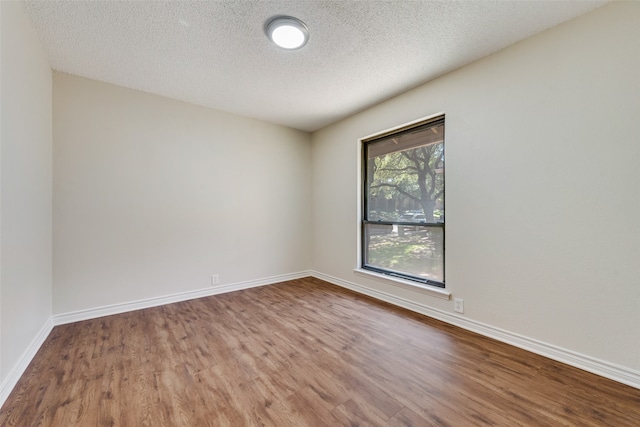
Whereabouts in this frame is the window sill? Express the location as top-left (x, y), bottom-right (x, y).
top-left (353, 269), bottom-right (451, 300)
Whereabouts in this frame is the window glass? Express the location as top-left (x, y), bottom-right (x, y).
top-left (363, 224), bottom-right (443, 283)
top-left (362, 117), bottom-right (445, 287)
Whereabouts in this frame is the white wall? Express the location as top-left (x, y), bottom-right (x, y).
top-left (311, 1), bottom-right (640, 372)
top-left (53, 72), bottom-right (311, 314)
top-left (0, 1), bottom-right (53, 384)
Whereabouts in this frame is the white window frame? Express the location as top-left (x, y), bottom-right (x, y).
top-left (355, 113), bottom-right (450, 300)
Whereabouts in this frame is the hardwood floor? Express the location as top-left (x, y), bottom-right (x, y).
top-left (0, 277), bottom-right (638, 426)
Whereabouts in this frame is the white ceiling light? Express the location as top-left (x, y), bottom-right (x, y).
top-left (266, 16), bottom-right (309, 50)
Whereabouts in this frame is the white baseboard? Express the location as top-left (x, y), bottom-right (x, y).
top-left (0, 271), bottom-right (311, 411)
top-left (310, 270), bottom-right (640, 390)
top-left (0, 317), bottom-right (54, 409)
top-left (53, 271), bottom-right (312, 325)
top-left (2, 268), bottom-right (636, 414)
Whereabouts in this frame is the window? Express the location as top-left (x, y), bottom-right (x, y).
top-left (361, 116), bottom-right (445, 287)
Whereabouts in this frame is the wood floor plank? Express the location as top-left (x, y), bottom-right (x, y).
top-left (330, 398), bottom-right (391, 427)
top-left (387, 407), bottom-right (431, 427)
top-left (1, 277), bottom-right (638, 426)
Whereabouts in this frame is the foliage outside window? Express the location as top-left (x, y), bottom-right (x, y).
top-left (362, 116), bottom-right (445, 287)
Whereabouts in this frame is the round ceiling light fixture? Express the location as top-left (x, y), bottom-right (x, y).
top-left (265, 16), bottom-right (309, 50)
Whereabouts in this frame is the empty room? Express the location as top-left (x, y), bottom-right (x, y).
top-left (1, 0), bottom-right (639, 425)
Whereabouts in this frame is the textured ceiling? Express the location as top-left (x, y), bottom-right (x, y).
top-left (23, 0), bottom-right (607, 132)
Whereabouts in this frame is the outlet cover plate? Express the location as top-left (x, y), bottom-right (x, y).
top-left (454, 298), bottom-right (464, 313)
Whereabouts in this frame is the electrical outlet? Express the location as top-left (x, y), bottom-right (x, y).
top-left (211, 274), bottom-right (220, 285)
top-left (454, 298), bottom-right (464, 314)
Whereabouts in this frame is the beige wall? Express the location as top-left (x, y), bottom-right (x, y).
top-left (53, 72), bottom-right (312, 314)
top-left (0, 1), bottom-right (53, 383)
top-left (311, 1), bottom-right (640, 371)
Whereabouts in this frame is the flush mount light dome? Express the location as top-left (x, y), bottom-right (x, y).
top-left (265, 16), bottom-right (309, 50)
